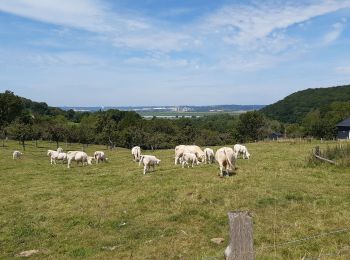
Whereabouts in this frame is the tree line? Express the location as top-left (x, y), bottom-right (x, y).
top-left (1, 90), bottom-right (348, 150)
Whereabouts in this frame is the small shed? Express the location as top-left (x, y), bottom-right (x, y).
top-left (336, 118), bottom-right (350, 139)
top-left (270, 132), bottom-right (283, 140)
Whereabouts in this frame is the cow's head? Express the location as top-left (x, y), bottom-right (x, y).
top-left (87, 156), bottom-right (94, 165)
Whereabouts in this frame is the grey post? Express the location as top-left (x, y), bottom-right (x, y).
top-left (224, 211), bottom-right (254, 260)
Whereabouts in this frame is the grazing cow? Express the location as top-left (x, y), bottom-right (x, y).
top-left (47, 150), bottom-right (60, 165)
top-left (13, 151), bottom-right (23, 160)
top-left (215, 147), bottom-right (236, 177)
top-left (67, 151), bottom-right (92, 168)
top-left (47, 150), bottom-right (55, 156)
top-left (204, 148), bottom-right (215, 164)
top-left (174, 145), bottom-right (205, 165)
top-left (139, 155), bottom-right (161, 175)
top-left (174, 145), bottom-right (186, 165)
top-left (181, 152), bottom-right (199, 168)
top-left (94, 151), bottom-right (107, 164)
top-left (57, 147), bottom-right (63, 153)
top-left (131, 146), bottom-right (141, 162)
top-left (233, 144), bottom-right (250, 159)
top-left (56, 152), bottom-right (67, 163)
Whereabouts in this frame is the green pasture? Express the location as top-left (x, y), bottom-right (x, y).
top-left (0, 140), bottom-right (349, 259)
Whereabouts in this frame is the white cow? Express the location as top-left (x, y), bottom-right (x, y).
top-left (215, 147), bottom-right (236, 177)
top-left (12, 151), bottom-right (23, 160)
top-left (94, 151), bottom-right (107, 164)
top-left (204, 148), bottom-right (215, 164)
top-left (57, 152), bottom-right (67, 163)
top-left (181, 152), bottom-right (199, 168)
top-left (67, 151), bottom-right (93, 168)
top-left (57, 147), bottom-right (63, 153)
top-left (131, 146), bottom-right (141, 162)
top-left (174, 145), bottom-right (205, 165)
top-left (139, 155), bottom-right (161, 174)
top-left (47, 150), bottom-right (59, 165)
top-left (233, 144), bottom-right (250, 159)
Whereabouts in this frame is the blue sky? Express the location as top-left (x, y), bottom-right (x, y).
top-left (1, 0), bottom-right (350, 106)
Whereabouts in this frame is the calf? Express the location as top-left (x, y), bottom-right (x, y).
top-left (204, 148), bottom-right (215, 164)
top-left (233, 144), bottom-right (250, 159)
top-left (181, 152), bottom-right (199, 168)
top-left (94, 151), bottom-right (107, 164)
top-left (12, 151), bottom-right (23, 160)
top-left (131, 146), bottom-right (141, 162)
top-left (139, 155), bottom-right (161, 174)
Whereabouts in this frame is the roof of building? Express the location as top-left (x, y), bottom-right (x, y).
top-left (336, 117), bottom-right (350, 127)
top-left (271, 132), bottom-right (283, 135)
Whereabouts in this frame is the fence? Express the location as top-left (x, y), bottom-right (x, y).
top-left (220, 211), bottom-right (350, 259)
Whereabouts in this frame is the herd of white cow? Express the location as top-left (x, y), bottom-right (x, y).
top-left (12, 144), bottom-right (250, 176)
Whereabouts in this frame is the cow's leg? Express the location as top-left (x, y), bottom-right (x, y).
top-left (219, 165), bottom-right (224, 177)
top-left (143, 165), bottom-right (147, 174)
top-left (175, 156), bottom-right (178, 165)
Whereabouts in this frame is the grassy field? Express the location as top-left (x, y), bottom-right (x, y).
top-left (0, 140), bottom-right (349, 259)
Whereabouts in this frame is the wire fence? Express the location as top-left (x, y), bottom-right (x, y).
top-left (257, 226), bottom-right (350, 259)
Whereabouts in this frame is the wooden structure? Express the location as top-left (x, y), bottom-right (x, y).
top-left (225, 211), bottom-right (254, 260)
top-left (337, 118), bottom-right (350, 140)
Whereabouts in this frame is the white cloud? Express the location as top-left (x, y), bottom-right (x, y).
top-left (0, 49), bottom-right (106, 67)
top-left (203, 0), bottom-right (350, 46)
top-left (323, 22), bottom-right (345, 44)
top-left (335, 66), bottom-right (350, 74)
top-left (124, 53), bottom-right (199, 69)
top-left (1, 0), bottom-right (350, 72)
top-left (0, 0), bottom-right (190, 52)
top-left (0, 0), bottom-right (112, 32)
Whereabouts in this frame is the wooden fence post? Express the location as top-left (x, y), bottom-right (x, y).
top-left (224, 211), bottom-right (254, 260)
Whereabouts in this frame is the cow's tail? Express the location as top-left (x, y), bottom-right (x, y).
top-left (224, 148), bottom-right (234, 170)
top-left (139, 155), bottom-right (144, 166)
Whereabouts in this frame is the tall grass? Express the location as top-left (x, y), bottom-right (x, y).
top-left (309, 144), bottom-right (350, 166)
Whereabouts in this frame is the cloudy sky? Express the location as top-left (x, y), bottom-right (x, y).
top-left (0, 0), bottom-right (350, 106)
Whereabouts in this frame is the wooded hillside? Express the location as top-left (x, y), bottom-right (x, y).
top-left (261, 85), bottom-right (350, 123)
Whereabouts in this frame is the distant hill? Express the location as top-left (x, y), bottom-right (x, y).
top-left (261, 85), bottom-right (350, 123)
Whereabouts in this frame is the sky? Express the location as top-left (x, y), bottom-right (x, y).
top-left (0, 0), bottom-right (350, 106)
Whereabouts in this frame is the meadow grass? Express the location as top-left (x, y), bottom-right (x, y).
top-left (0, 140), bottom-right (349, 259)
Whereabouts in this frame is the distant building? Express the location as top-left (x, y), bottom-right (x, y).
top-left (270, 132), bottom-right (283, 140)
top-left (336, 118), bottom-right (350, 139)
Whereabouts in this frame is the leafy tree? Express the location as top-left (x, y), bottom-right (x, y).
top-left (7, 120), bottom-right (33, 150)
top-left (237, 111), bottom-right (267, 142)
top-left (0, 90), bottom-right (24, 126)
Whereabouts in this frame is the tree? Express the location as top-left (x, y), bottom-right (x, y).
top-left (0, 90), bottom-right (24, 126)
top-left (237, 111), bottom-right (266, 142)
top-left (7, 120), bottom-right (33, 150)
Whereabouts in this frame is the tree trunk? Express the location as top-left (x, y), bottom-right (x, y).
top-left (22, 140), bottom-right (25, 151)
top-left (35, 139), bottom-right (38, 148)
top-left (56, 141), bottom-right (59, 149)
